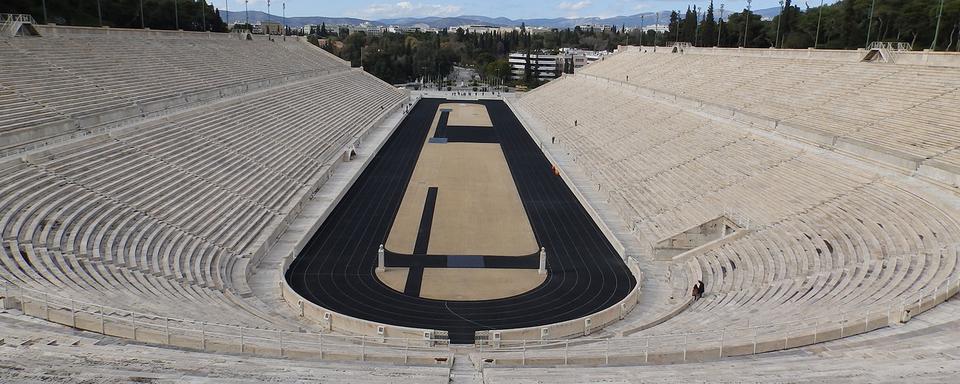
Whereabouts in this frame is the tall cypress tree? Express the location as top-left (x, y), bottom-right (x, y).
top-left (669, 11), bottom-right (680, 42)
top-left (703, 1), bottom-right (717, 47)
top-left (689, 6), bottom-right (699, 44)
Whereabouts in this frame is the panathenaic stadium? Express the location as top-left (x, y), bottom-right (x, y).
top-left (3, 20), bottom-right (960, 384)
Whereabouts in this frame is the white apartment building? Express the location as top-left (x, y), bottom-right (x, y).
top-left (508, 52), bottom-right (560, 81)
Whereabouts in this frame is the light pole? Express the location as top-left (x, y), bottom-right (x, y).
top-left (96, 0), bottom-right (102, 27)
top-left (814, 0), bottom-right (824, 49)
top-left (675, 10), bottom-right (680, 43)
top-left (140, 0), bottom-right (145, 28)
top-left (225, 0), bottom-right (229, 26)
top-left (174, 0), bottom-right (179, 30)
top-left (865, 0), bottom-right (876, 48)
top-left (695, 9), bottom-right (702, 46)
top-left (743, 0), bottom-right (752, 48)
top-left (718, 4), bottom-right (725, 47)
top-left (656, 12), bottom-right (661, 47)
top-left (775, 0), bottom-right (783, 48)
top-left (201, 0), bottom-right (206, 31)
top-left (359, 47), bottom-right (379, 70)
top-left (283, 1), bottom-right (287, 38)
top-left (267, 0), bottom-right (271, 35)
top-left (931, 0), bottom-right (945, 50)
top-left (245, 0), bottom-right (249, 26)
top-left (640, 15), bottom-right (645, 46)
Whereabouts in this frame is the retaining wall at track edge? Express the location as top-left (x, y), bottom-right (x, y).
top-left (476, 258), bottom-right (642, 343)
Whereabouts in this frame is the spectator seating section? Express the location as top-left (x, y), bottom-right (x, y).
top-left (0, 32), bottom-right (406, 330)
top-left (517, 74), bottom-right (960, 340)
top-left (0, 32), bottom-right (346, 154)
top-left (579, 50), bottom-right (960, 175)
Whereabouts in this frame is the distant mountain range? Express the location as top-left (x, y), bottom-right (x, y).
top-left (220, 7), bottom-right (782, 29)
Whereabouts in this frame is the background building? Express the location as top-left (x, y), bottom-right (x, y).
top-left (509, 49), bottom-right (610, 81)
top-left (508, 52), bottom-right (560, 81)
top-left (254, 21), bottom-right (283, 35)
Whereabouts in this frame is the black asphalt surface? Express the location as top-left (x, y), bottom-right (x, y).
top-left (285, 99), bottom-right (636, 344)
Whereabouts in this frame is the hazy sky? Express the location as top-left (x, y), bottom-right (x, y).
top-left (221, 1), bottom-right (835, 20)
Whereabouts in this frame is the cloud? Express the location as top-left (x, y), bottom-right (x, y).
top-left (353, 2), bottom-right (463, 18)
top-left (558, 1), bottom-right (593, 11)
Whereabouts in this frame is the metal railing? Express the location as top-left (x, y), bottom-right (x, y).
top-left (1, 14), bottom-right (36, 37)
top-left (0, 284), bottom-right (452, 366)
top-left (0, 13), bottom-right (36, 25)
top-left (869, 42), bottom-right (913, 52)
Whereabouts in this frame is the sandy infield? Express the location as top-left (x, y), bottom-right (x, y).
top-left (385, 103), bottom-right (538, 256)
top-left (444, 103), bottom-right (493, 127)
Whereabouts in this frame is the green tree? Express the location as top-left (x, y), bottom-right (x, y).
top-left (3, 0), bottom-right (228, 32)
top-left (702, 1), bottom-right (718, 47)
top-left (683, 6), bottom-right (698, 44)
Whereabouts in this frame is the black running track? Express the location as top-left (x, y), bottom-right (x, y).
top-left (286, 99), bottom-right (635, 344)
